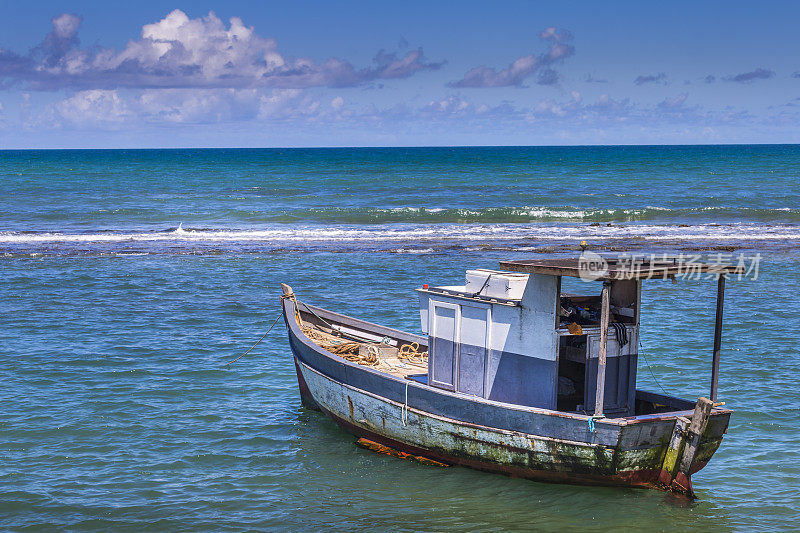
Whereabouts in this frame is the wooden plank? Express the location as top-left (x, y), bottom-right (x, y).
top-left (357, 438), bottom-right (450, 467)
top-left (636, 390), bottom-right (695, 411)
top-left (303, 303), bottom-right (427, 345)
top-left (660, 416), bottom-right (689, 482)
top-left (499, 257), bottom-right (745, 281)
top-left (677, 397), bottom-right (714, 477)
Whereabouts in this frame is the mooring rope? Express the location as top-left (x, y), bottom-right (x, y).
top-left (639, 340), bottom-right (670, 397)
top-left (587, 415), bottom-right (604, 433)
top-left (224, 313), bottom-right (283, 367)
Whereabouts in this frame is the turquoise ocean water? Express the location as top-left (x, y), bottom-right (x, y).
top-left (1, 146), bottom-right (799, 531)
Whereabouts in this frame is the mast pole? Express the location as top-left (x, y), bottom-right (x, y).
top-left (594, 280), bottom-right (611, 417)
top-left (710, 274), bottom-right (726, 402)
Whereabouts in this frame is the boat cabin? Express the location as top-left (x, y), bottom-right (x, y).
top-left (416, 257), bottom-right (739, 417)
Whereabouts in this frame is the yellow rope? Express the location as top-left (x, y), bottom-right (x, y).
top-left (398, 342), bottom-right (428, 364)
top-left (289, 293), bottom-right (428, 369)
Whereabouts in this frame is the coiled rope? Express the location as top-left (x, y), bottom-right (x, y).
top-left (398, 342), bottom-right (428, 364)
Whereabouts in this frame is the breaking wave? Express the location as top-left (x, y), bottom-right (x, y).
top-left (1, 222), bottom-right (799, 257)
top-left (240, 206), bottom-right (800, 224)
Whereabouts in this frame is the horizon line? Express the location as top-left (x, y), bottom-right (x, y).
top-left (2, 142), bottom-right (799, 151)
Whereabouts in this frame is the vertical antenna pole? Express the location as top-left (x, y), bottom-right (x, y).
top-left (710, 274), bottom-right (726, 402)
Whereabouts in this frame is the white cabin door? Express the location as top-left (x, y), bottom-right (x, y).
top-left (429, 303), bottom-right (458, 390)
top-left (458, 304), bottom-right (489, 397)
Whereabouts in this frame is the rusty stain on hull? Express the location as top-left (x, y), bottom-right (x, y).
top-left (329, 404), bottom-right (666, 490)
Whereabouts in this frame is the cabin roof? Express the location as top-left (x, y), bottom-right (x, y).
top-left (498, 256), bottom-right (745, 281)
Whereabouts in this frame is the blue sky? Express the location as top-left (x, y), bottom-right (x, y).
top-left (1, 1), bottom-right (799, 148)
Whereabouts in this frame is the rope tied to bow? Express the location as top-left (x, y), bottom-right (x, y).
top-left (224, 312), bottom-right (283, 367)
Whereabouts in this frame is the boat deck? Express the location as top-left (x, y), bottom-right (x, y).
top-left (297, 315), bottom-right (428, 380)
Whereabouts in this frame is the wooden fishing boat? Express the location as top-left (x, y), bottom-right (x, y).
top-left (281, 256), bottom-right (741, 497)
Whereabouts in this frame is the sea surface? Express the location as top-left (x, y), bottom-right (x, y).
top-left (1, 146), bottom-right (799, 531)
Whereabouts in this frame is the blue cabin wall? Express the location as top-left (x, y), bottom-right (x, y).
top-left (486, 349), bottom-right (556, 408)
top-left (424, 340), bottom-right (558, 409)
top-left (421, 272), bottom-right (560, 410)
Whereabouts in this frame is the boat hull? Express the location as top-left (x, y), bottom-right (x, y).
top-left (283, 296), bottom-right (730, 495)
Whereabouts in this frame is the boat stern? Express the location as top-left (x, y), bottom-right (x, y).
top-left (617, 398), bottom-right (731, 496)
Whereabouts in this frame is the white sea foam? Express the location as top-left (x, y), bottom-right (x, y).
top-left (1, 222), bottom-right (799, 246)
top-left (322, 205), bottom-right (662, 220)
top-left (392, 248), bottom-right (436, 254)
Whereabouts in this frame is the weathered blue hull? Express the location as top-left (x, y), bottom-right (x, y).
top-left (282, 295), bottom-right (731, 495)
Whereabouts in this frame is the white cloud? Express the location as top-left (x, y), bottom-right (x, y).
top-left (108, 10), bottom-right (283, 85)
top-left (137, 88), bottom-right (262, 123)
top-left (422, 96), bottom-right (471, 116)
top-left (257, 89), bottom-right (321, 120)
top-left (49, 89), bottom-right (130, 126)
top-left (34, 86), bottom-right (353, 128)
top-left (27, 82), bottom-right (764, 141)
top-left (1, 10), bottom-right (444, 90)
top-left (36, 13), bottom-right (83, 69)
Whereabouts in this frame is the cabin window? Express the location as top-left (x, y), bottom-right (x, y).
top-left (557, 277), bottom-right (638, 328)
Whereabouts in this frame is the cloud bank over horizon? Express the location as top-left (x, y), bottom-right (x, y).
top-left (0, 5), bottom-right (797, 147)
